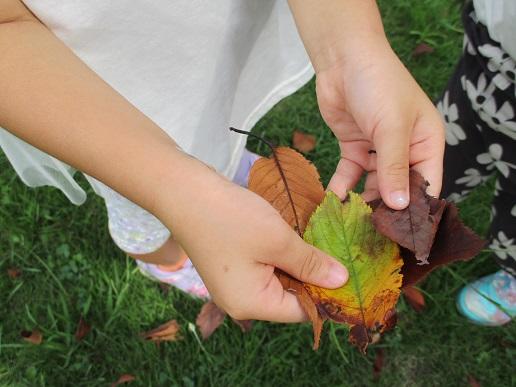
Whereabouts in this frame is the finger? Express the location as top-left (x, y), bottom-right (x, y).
top-left (373, 118), bottom-right (411, 210)
top-left (410, 120), bottom-right (445, 197)
top-left (362, 171), bottom-right (380, 202)
top-left (327, 157), bottom-right (364, 200)
top-left (268, 235), bottom-right (348, 289)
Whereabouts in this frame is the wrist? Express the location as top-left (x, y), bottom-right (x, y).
top-left (313, 32), bottom-right (391, 74)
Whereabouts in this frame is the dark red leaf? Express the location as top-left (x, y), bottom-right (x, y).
top-left (292, 130), bottom-right (316, 153)
top-left (413, 42), bottom-right (435, 57)
top-left (232, 318), bottom-right (253, 333)
top-left (401, 202), bottom-right (486, 287)
top-left (196, 301), bottom-right (226, 340)
top-left (403, 286), bottom-right (426, 312)
top-left (111, 374), bottom-right (136, 386)
top-left (373, 348), bottom-right (385, 379)
top-left (372, 170), bottom-right (446, 264)
top-left (467, 375), bottom-right (481, 387)
top-left (21, 329), bottom-right (42, 345)
top-left (74, 316), bottom-right (91, 341)
top-left (7, 267), bottom-right (21, 279)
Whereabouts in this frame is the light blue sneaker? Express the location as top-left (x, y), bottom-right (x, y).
top-left (456, 270), bottom-right (515, 326)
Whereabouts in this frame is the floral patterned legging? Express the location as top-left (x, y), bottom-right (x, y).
top-left (437, 3), bottom-right (516, 276)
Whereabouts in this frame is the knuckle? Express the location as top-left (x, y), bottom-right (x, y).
top-left (384, 162), bottom-right (408, 177)
top-left (298, 249), bottom-right (323, 281)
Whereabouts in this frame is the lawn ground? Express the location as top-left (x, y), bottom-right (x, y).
top-left (0, 0), bottom-right (514, 386)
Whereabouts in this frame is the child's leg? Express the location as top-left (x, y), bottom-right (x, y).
top-left (439, 3), bottom-right (516, 325)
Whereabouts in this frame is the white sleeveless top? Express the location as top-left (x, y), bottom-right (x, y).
top-left (474, 0), bottom-right (516, 59)
top-left (0, 0), bottom-right (313, 204)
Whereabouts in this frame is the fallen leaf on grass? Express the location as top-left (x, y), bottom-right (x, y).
top-left (196, 301), bottom-right (226, 340)
top-left (232, 318), bottom-right (253, 332)
top-left (7, 267), bottom-right (21, 279)
top-left (141, 320), bottom-right (181, 342)
top-left (304, 192), bottom-right (403, 353)
top-left (373, 348), bottom-right (385, 380)
top-left (111, 374), bottom-right (136, 386)
top-left (292, 130), bottom-right (316, 153)
top-left (412, 42), bottom-right (435, 57)
top-left (21, 329), bottom-right (42, 345)
top-left (74, 316), bottom-right (91, 341)
top-left (402, 286), bottom-right (425, 312)
top-left (467, 375), bottom-right (481, 387)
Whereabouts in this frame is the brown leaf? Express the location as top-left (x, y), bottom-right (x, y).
top-left (402, 286), bottom-right (426, 312)
top-left (370, 170), bottom-right (485, 287)
top-left (74, 316), bottom-right (91, 341)
top-left (7, 267), bottom-right (21, 279)
top-left (467, 375), bottom-right (481, 387)
top-left (231, 318), bottom-right (253, 333)
top-left (292, 130), bottom-right (316, 153)
top-left (141, 320), bottom-right (181, 342)
top-left (277, 270), bottom-right (325, 350)
top-left (372, 170), bottom-right (446, 264)
top-left (412, 42), bottom-right (435, 57)
top-left (111, 374), bottom-right (136, 386)
top-left (21, 329), bottom-right (43, 345)
top-left (248, 147), bottom-right (325, 234)
top-left (401, 202), bottom-right (486, 287)
top-left (373, 348), bottom-right (385, 380)
top-left (196, 301), bottom-right (226, 340)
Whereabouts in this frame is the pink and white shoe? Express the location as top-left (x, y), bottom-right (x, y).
top-left (137, 259), bottom-right (210, 299)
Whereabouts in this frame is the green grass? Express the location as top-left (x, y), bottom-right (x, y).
top-left (1, 1), bottom-right (514, 386)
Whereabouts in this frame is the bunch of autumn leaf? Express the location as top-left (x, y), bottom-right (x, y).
top-left (246, 144), bottom-right (484, 353)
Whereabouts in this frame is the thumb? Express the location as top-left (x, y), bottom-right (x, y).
top-left (270, 235), bottom-right (348, 289)
top-left (373, 120), bottom-right (411, 210)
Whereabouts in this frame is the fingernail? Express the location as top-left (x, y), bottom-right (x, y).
top-left (390, 190), bottom-right (409, 209)
top-left (327, 262), bottom-right (348, 288)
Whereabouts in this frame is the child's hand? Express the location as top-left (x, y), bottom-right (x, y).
top-left (161, 170), bottom-right (348, 322)
top-left (316, 41), bottom-right (445, 208)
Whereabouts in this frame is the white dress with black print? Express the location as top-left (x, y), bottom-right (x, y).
top-left (438, 3), bottom-right (516, 275)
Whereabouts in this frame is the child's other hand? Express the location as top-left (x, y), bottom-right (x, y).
top-left (316, 40), bottom-right (445, 209)
top-left (168, 176), bottom-right (348, 322)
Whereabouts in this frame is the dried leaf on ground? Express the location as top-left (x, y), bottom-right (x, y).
top-left (372, 170), bottom-right (446, 264)
top-left (21, 329), bottom-right (43, 345)
top-left (292, 130), bottom-right (316, 153)
top-left (7, 267), bottom-right (21, 279)
top-left (111, 374), bottom-right (136, 386)
top-left (196, 301), bottom-right (226, 340)
top-left (232, 318), bottom-right (253, 333)
top-left (373, 348), bottom-right (385, 380)
top-left (141, 320), bottom-right (181, 342)
top-left (249, 147), bottom-right (325, 234)
top-left (304, 192), bottom-right (403, 353)
top-left (74, 316), bottom-right (91, 341)
top-left (402, 286), bottom-right (426, 312)
top-left (467, 375), bottom-right (481, 387)
top-left (413, 42), bottom-right (435, 57)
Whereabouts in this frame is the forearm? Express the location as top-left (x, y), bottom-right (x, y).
top-left (288, 0), bottom-right (389, 73)
top-left (0, 7), bottom-right (222, 227)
